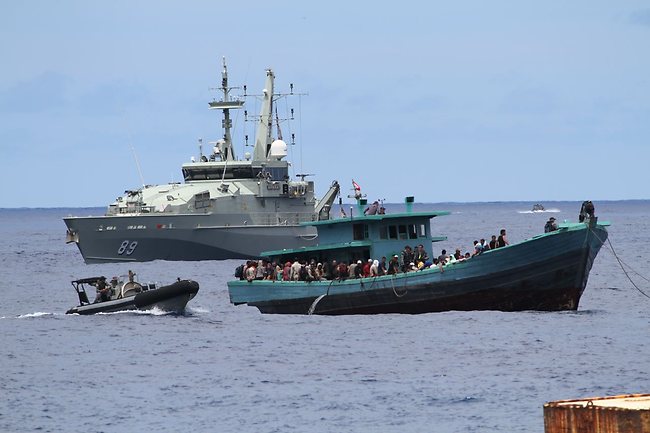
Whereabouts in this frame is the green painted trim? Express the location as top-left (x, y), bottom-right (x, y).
top-left (303, 211), bottom-right (450, 227)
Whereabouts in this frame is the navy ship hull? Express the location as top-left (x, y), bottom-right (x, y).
top-left (65, 214), bottom-right (319, 263)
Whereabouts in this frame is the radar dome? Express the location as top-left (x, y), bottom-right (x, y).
top-left (270, 139), bottom-right (288, 160)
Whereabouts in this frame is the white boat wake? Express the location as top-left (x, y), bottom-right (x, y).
top-left (518, 208), bottom-right (561, 214)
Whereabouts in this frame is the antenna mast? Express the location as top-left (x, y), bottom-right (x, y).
top-left (208, 57), bottom-right (244, 161)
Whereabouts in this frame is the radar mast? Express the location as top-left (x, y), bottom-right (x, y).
top-left (208, 57), bottom-right (243, 161)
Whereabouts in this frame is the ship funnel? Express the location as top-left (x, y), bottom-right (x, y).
top-left (357, 198), bottom-right (367, 217)
top-left (405, 196), bottom-right (414, 213)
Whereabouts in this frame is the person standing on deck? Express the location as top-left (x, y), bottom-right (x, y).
top-left (401, 246), bottom-right (414, 272)
top-left (290, 258), bottom-right (302, 281)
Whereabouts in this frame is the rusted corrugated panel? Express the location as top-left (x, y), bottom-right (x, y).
top-left (544, 394), bottom-right (650, 433)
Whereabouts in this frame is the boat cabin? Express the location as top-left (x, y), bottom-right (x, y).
top-left (262, 208), bottom-right (449, 265)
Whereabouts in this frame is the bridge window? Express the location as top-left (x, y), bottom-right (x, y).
top-left (408, 224), bottom-right (418, 239)
top-left (353, 223), bottom-right (368, 240)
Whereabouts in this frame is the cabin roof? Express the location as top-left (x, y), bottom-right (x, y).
top-left (303, 211), bottom-right (450, 227)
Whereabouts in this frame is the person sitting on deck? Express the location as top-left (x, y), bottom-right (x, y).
top-left (234, 263), bottom-right (245, 280)
top-left (480, 238), bottom-right (489, 251)
top-left (353, 260), bottom-right (363, 279)
top-left (370, 260), bottom-right (380, 277)
top-left (337, 261), bottom-right (348, 280)
top-left (364, 201), bottom-right (379, 215)
top-left (245, 261), bottom-right (257, 282)
top-left (489, 235), bottom-right (498, 250)
top-left (308, 261), bottom-right (319, 281)
top-left (414, 244), bottom-right (429, 267)
top-left (362, 259), bottom-right (372, 277)
top-left (298, 264), bottom-right (310, 282)
top-left (544, 217), bottom-right (558, 233)
top-left (315, 263), bottom-right (325, 281)
top-left (347, 260), bottom-right (357, 279)
top-left (255, 260), bottom-right (266, 280)
top-left (329, 259), bottom-right (339, 280)
top-left (472, 240), bottom-right (482, 256)
top-left (378, 256), bottom-right (387, 276)
top-left (93, 276), bottom-right (111, 303)
top-left (321, 260), bottom-right (331, 280)
top-left (290, 258), bottom-right (302, 281)
top-left (282, 262), bottom-right (291, 281)
top-left (497, 229), bottom-right (509, 248)
top-left (438, 249), bottom-right (449, 264)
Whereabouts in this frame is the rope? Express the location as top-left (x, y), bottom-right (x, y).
top-left (326, 279), bottom-right (335, 296)
top-left (591, 228), bottom-right (650, 300)
top-left (607, 251), bottom-right (650, 284)
top-left (391, 275), bottom-right (408, 298)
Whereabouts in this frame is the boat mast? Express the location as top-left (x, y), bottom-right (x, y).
top-left (253, 69), bottom-right (275, 161)
top-left (208, 57), bottom-right (243, 161)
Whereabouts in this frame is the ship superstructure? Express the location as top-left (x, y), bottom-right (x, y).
top-left (65, 59), bottom-right (339, 263)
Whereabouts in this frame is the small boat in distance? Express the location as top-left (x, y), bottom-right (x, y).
top-left (228, 197), bottom-right (609, 315)
top-left (532, 203), bottom-right (546, 212)
top-left (64, 58), bottom-right (340, 264)
top-left (66, 272), bottom-right (199, 315)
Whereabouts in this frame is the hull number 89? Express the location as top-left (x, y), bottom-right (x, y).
top-left (118, 240), bottom-right (138, 255)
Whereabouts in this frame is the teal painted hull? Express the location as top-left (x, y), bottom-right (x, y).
top-left (228, 222), bottom-right (608, 315)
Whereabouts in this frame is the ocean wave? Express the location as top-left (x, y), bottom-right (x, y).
top-left (17, 311), bottom-right (55, 318)
top-left (96, 307), bottom-right (173, 316)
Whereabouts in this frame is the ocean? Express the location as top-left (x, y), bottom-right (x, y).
top-left (1, 201), bottom-right (648, 433)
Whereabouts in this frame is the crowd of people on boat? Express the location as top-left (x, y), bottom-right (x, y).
top-left (234, 228), bottom-right (513, 282)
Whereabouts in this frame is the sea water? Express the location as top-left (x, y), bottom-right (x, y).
top-left (1, 201), bottom-right (649, 433)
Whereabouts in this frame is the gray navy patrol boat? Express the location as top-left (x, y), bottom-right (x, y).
top-left (64, 59), bottom-right (340, 263)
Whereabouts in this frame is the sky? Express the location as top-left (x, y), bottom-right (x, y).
top-left (1, 1), bottom-right (649, 207)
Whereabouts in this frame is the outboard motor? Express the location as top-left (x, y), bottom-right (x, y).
top-left (579, 200), bottom-right (595, 223)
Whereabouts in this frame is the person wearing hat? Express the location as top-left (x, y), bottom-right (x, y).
top-left (388, 254), bottom-right (400, 275)
top-left (354, 260), bottom-right (364, 279)
top-left (362, 259), bottom-right (372, 277)
top-left (544, 216), bottom-right (558, 233)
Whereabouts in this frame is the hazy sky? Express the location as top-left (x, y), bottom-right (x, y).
top-left (1, 1), bottom-right (649, 207)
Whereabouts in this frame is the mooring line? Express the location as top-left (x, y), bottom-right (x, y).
top-left (591, 228), bottom-right (650, 300)
top-left (390, 275), bottom-right (407, 298)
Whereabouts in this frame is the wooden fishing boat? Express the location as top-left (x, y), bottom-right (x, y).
top-left (228, 198), bottom-right (608, 315)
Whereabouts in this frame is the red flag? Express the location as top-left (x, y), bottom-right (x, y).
top-left (352, 180), bottom-right (361, 191)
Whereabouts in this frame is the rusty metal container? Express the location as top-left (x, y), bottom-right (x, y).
top-left (544, 393), bottom-right (650, 433)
